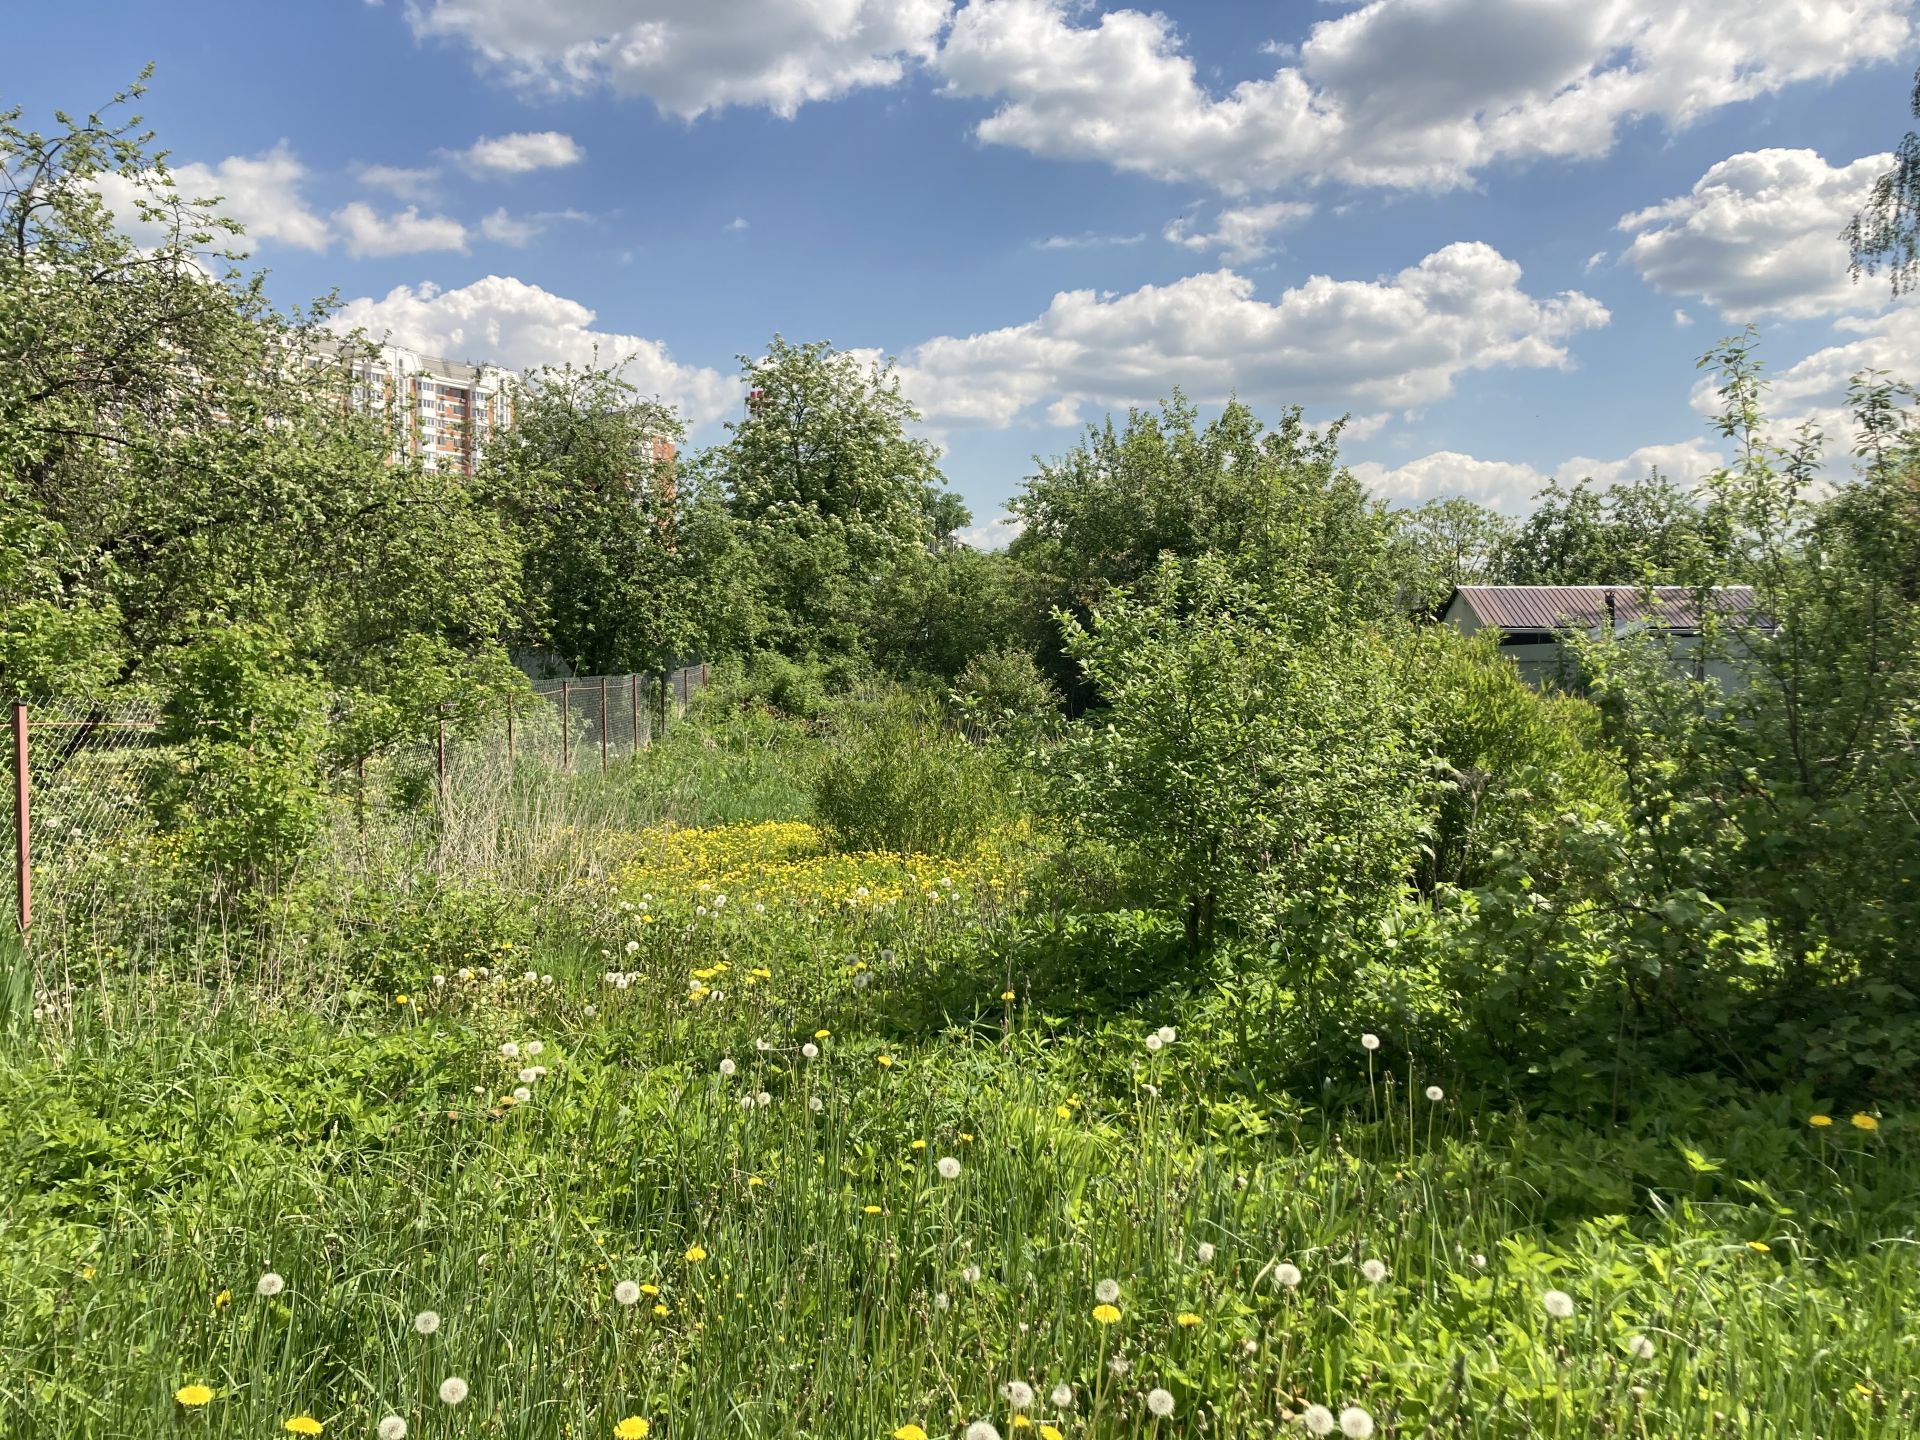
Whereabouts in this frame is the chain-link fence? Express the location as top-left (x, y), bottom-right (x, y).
top-left (5, 664), bottom-right (710, 937)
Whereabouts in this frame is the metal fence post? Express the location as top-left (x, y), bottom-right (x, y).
top-left (599, 676), bottom-right (609, 775)
top-left (560, 680), bottom-right (571, 771)
top-left (12, 702), bottom-right (30, 934)
top-left (506, 702), bottom-right (515, 765)
top-left (630, 673), bottom-right (640, 754)
top-left (436, 709), bottom-right (447, 805)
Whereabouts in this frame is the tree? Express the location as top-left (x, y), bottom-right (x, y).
top-left (700, 336), bottom-right (958, 664)
top-left (1390, 496), bottom-right (1515, 612)
top-left (475, 362), bottom-right (722, 676)
top-left (1493, 472), bottom-right (1731, 586)
top-left (1844, 64), bottom-right (1920, 297)
top-left (1, 78), bottom-right (521, 761)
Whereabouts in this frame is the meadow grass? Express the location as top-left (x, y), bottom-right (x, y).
top-left (1, 741), bottom-right (1913, 1439)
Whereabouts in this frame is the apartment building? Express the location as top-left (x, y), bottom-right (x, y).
top-left (334, 342), bottom-right (516, 477)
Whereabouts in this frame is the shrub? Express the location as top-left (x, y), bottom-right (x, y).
top-left (810, 691), bottom-right (1006, 856)
top-left (949, 646), bottom-right (1061, 742)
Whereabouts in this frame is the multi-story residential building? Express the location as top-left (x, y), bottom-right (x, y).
top-left (331, 341), bottom-right (516, 477)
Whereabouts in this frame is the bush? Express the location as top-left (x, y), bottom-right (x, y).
top-left (950, 646), bottom-right (1061, 742)
top-left (810, 692), bottom-right (1006, 856)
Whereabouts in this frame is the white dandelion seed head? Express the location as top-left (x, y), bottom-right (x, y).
top-left (413, 1309), bottom-right (440, 1334)
top-left (1156, 1026), bottom-right (1176, 1045)
top-left (1300, 1405), bottom-right (1336, 1437)
top-left (695, 906), bottom-right (708, 918)
top-left (1094, 1278), bottom-right (1120, 1304)
top-left (475, 967), bottom-right (490, 980)
top-left (1338, 1405), bottom-right (1375, 1439)
top-left (1275, 1262), bottom-right (1303, 1290)
top-left (961, 1265), bottom-right (981, 1285)
top-left (852, 971), bottom-right (871, 990)
top-left (525, 1040), bottom-right (544, 1056)
top-left (255, 1272), bottom-right (285, 1297)
top-left (499, 1042), bottom-right (520, 1059)
top-left (518, 1067), bottom-right (539, 1084)
top-left (1050, 1383), bottom-right (1075, 1410)
top-left (614, 1281), bottom-right (641, 1306)
top-left (937, 1156), bottom-right (962, 1180)
top-left (1543, 1289), bottom-right (1575, 1320)
top-left (457, 968), bottom-right (474, 982)
top-left (1147, 1388), bottom-right (1175, 1418)
top-left (521, 970), bottom-right (537, 985)
top-left (802, 1043), bottom-right (819, 1059)
top-left (755, 1039), bottom-right (772, 1052)
top-left (1144, 1033), bottom-right (1163, 1052)
top-left (614, 975), bottom-right (631, 990)
top-left (583, 1005), bottom-right (598, 1019)
top-left (1360, 1033), bottom-right (1380, 1051)
top-left (1360, 1259), bottom-right (1388, 1286)
top-left (1141, 1082), bottom-right (1160, 1098)
top-left (719, 1058), bottom-right (736, 1077)
top-left (713, 893), bottom-right (727, 908)
top-left (1194, 1242), bottom-right (1215, 1264)
top-left (540, 974), bottom-right (554, 987)
top-left (378, 1417), bottom-right (408, 1440)
top-left (624, 940), bottom-right (640, 955)
top-left (512, 1086), bottom-right (532, 1103)
top-left (1626, 1333), bottom-right (1656, 1360)
top-left (740, 1095), bottom-right (755, 1111)
top-left (754, 902), bottom-right (766, 914)
top-left (880, 948), bottom-right (894, 964)
top-left (438, 1376), bottom-right (469, 1406)
top-left (1425, 1085), bottom-right (1444, 1101)
top-left (1002, 1380), bottom-right (1035, 1409)
top-left (808, 1095), bottom-right (824, 1112)
top-left (1470, 1253), bottom-right (1487, 1269)
top-left (1108, 1355), bottom-right (1131, 1378)
top-left (755, 1091), bottom-right (772, 1108)
top-left (431, 975), bottom-right (445, 988)
top-left (965, 1423), bottom-right (1000, 1440)
top-left (934, 1291), bottom-right (950, 1310)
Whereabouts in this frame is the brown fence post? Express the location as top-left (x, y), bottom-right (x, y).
top-left (11, 702), bottom-right (28, 934)
top-left (599, 676), bottom-right (609, 775)
top-left (436, 709), bottom-right (447, 805)
top-left (561, 680), bottom-right (571, 771)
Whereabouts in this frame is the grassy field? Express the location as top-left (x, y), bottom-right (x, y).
top-left (2, 723), bottom-right (1913, 1440)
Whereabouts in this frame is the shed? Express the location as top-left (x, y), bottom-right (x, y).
top-left (1440, 585), bottom-right (1763, 687)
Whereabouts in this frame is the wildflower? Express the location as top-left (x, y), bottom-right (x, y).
top-left (1338, 1406), bottom-right (1375, 1438)
top-left (457, 968), bottom-right (473, 982)
top-left (756, 1091), bottom-right (772, 1108)
top-left (684, 1244), bottom-right (708, 1263)
top-left (213, 1290), bottom-right (231, 1308)
top-left (396, 994), bottom-right (410, 1006)
top-left (815, 1029), bottom-right (831, 1039)
top-left (1469, 1254), bottom-right (1487, 1269)
top-left (525, 1040), bottom-right (544, 1056)
top-left (615, 1281), bottom-right (642, 1306)
top-left (1050, 1383), bottom-right (1075, 1410)
top-left (653, 1303), bottom-right (669, 1317)
top-left (1092, 1303), bottom-right (1121, 1324)
top-left (1156, 1026), bottom-right (1176, 1045)
top-left (1626, 1334), bottom-right (1656, 1360)
top-left (965, 1423), bottom-right (1001, 1440)
top-left (640, 1284), bottom-right (659, 1296)
top-left (934, 1292), bottom-right (950, 1310)
top-left (1425, 1085), bottom-right (1444, 1102)
top-left (174, 1385), bottom-right (215, 1407)
top-left (1056, 1105), bottom-right (1072, 1119)
top-left (1748, 1240), bottom-right (1771, 1254)
top-left (962, 1265), bottom-right (982, 1284)
top-left (613, 1418), bottom-right (651, 1439)
top-left (256, 1272), bottom-right (286, 1298)
top-left (1177, 1312), bottom-right (1202, 1327)
top-left (438, 1377), bottom-right (469, 1406)
top-left (864, 1205), bottom-right (883, 1215)
top-left (938, 1156), bottom-right (963, 1180)
top-left (1275, 1262), bottom-right (1302, 1289)
top-left (1360, 1033), bottom-right (1380, 1051)
top-left (877, 1054), bottom-right (894, 1068)
top-left (519, 1067), bottom-right (539, 1085)
top-left (719, 1058), bottom-right (736, 1077)
top-left (802, 1043), bottom-right (819, 1060)
top-left (1542, 1289), bottom-right (1575, 1319)
top-left (1108, 1356), bottom-right (1131, 1377)
top-left (1301, 1405), bottom-right (1337, 1437)
top-left (378, 1419), bottom-right (408, 1440)
top-left (584, 1006), bottom-right (598, 1019)
top-left (894, 1428), bottom-right (930, 1440)
top-left (1809, 1114), bottom-right (1833, 1127)
top-left (625, 940), bottom-right (640, 955)
top-left (880, 948), bottom-right (895, 963)
top-left (512, 1086), bottom-right (532, 1104)
top-left (1095, 1278), bottom-right (1120, 1303)
top-left (911, 1139), bottom-right (927, 1150)
top-left (1144, 1034), bottom-right (1164, 1053)
top-left (1359, 1259), bottom-right (1388, 1285)
top-left (1852, 1113), bottom-right (1880, 1131)
top-left (1003, 1380), bottom-right (1035, 1409)
top-left (1147, 1388), bottom-right (1175, 1418)
top-left (755, 1039), bottom-right (772, 1052)
top-left (1194, 1241), bottom-right (1215, 1264)
top-left (739, 1096), bottom-right (755, 1111)
top-left (1001, 990), bottom-right (1016, 1001)
top-left (1039, 1428), bottom-right (1063, 1440)
top-left (522, 970), bottom-right (537, 985)
top-left (809, 1096), bottom-right (824, 1113)
top-left (413, 1310), bottom-right (440, 1335)
top-left (853, 972), bottom-right (872, 990)
top-left (500, 1042), bottom-right (520, 1059)
top-left (285, 1419), bottom-right (323, 1436)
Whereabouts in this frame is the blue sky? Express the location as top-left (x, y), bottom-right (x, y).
top-left (6, 0), bottom-right (1916, 541)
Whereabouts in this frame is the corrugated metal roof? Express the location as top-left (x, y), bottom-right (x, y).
top-left (1448, 585), bottom-right (1761, 632)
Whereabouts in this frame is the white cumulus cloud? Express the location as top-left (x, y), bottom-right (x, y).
top-left (404, 0), bottom-right (953, 118)
top-left (892, 241), bottom-right (1608, 427)
top-left (455, 131), bottom-right (586, 175)
top-left (333, 203), bottom-right (470, 258)
top-left (329, 275), bottom-right (740, 426)
top-left (1165, 201), bottom-right (1315, 264)
top-left (1353, 437), bottom-right (1726, 511)
top-left (1618, 148), bottom-right (1896, 321)
top-left (936, 0), bottom-right (1912, 193)
top-left (95, 143), bottom-right (329, 253)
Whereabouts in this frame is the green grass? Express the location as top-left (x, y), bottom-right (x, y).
top-left (2, 740), bottom-right (1915, 1440)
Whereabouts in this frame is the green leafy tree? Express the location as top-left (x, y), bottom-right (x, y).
top-left (1390, 496), bottom-right (1515, 612)
top-left (700, 336), bottom-right (957, 664)
top-left (1493, 472), bottom-right (1732, 585)
top-left (1844, 64), bottom-right (1920, 297)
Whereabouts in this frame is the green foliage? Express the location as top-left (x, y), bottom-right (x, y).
top-left (146, 626), bottom-right (330, 898)
top-left (1390, 495), bottom-right (1515, 612)
top-left (949, 645), bottom-right (1062, 743)
top-left (810, 692), bottom-right (1007, 856)
top-left (1494, 471), bottom-right (1733, 585)
top-left (1844, 63), bottom-right (1920, 297)
top-left (868, 544), bottom-right (1029, 683)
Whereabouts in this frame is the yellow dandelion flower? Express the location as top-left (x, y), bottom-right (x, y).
top-left (1040, 1427), bottom-right (1064, 1440)
top-left (1809, 1114), bottom-right (1833, 1127)
top-left (614, 1418), bottom-right (652, 1440)
top-left (684, 1244), bottom-right (708, 1263)
top-left (1056, 1105), bottom-right (1071, 1120)
top-left (910, 1139), bottom-right (927, 1151)
top-left (894, 1427), bottom-right (930, 1440)
top-left (815, 1030), bottom-right (831, 1040)
top-left (1000, 990), bottom-right (1016, 1001)
top-left (864, 1205), bottom-right (883, 1215)
top-left (284, 1418), bottom-right (324, 1436)
top-left (213, 1290), bottom-right (231, 1309)
top-left (1177, 1312), bottom-right (1203, 1327)
top-left (959, 1132), bottom-right (975, 1143)
top-left (1852, 1113), bottom-right (1880, 1131)
top-left (878, 1055), bottom-right (894, 1069)
top-left (639, 1284), bottom-right (659, 1296)
top-left (174, 1385), bottom-right (215, 1407)
top-left (395, 995), bottom-right (410, 1005)
top-left (1092, 1303), bottom-right (1121, 1324)
top-left (653, 1303), bottom-right (670, 1317)
top-left (1749, 1241), bottom-right (1772, 1253)
top-left (1012, 1418), bottom-right (1033, 1431)
top-left (748, 1176), bottom-right (765, 1187)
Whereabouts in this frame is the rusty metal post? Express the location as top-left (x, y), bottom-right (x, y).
top-left (506, 703), bottom-right (515, 765)
top-left (599, 676), bottom-right (609, 775)
top-left (12, 702), bottom-right (29, 933)
top-left (436, 710), bottom-right (447, 805)
top-left (560, 680), bottom-right (571, 770)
